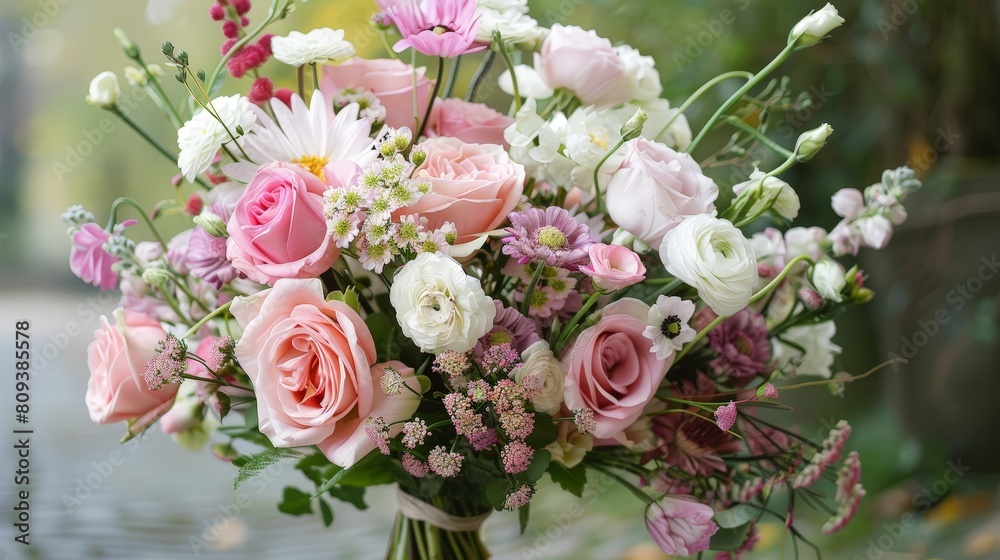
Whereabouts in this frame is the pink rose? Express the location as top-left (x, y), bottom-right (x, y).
top-left (85, 308), bottom-right (178, 424)
top-left (579, 243), bottom-right (646, 292)
top-left (427, 98), bottom-right (514, 147)
top-left (645, 495), bottom-right (719, 557)
top-left (561, 298), bottom-right (670, 443)
top-left (233, 279), bottom-right (422, 467)
top-left (227, 162), bottom-right (348, 286)
top-left (396, 137), bottom-right (525, 246)
top-left (322, 58), bottom-right (433, 130)
top-left (606, 138), bottom-right (719, 249)
top-left (536, 25), bottom-right (632, 109)
top-left (70, 222), bottom-right (127, 290)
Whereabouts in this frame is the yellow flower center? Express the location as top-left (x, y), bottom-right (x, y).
top-left (293, 155), bottom-right (330, 179)
top-left (589, 132), bottom-right (608, 151)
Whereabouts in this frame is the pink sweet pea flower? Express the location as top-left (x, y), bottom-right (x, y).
top-left (645, 496), bottom-right (719, 557)
top-left (70, 221), bottom-right (134, 291)
top-left (386, 0), bottom-right (485, 58)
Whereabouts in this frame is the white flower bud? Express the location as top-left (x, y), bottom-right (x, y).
top-left (193, 210), bottom-right (229, 238)
top-left (791, 3), bottom-right (845, 47)
top-left (620, 108), bottom-right (649, 142)
top-left (810, 259), bottom-right (846, 302)
top-left (85, 71), bottom-right (121, 109)
top-left (794, 123), bottom-right (833, 162)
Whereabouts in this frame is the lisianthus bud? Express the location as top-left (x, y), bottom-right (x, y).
top-left (794, 123), bottom-right (833, 162)
top-left (193, 210), bottom-right (228, 238)
top-left (730, 169), bottom-right (800, 222)
top-left (790, 3), bottom-right (844, 47)
top-left (85, 72), bottom-right (121, 109)
top-left (620, 108), bottom-right (649, 142)
top-left (113, 28), bottom-right (141, 59)
top-left (810, 259), bottom-right (846, 303)
top-left (141, 263), bottom-right (173, 288)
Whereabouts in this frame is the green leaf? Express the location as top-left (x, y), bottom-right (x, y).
top-left (277, 486), bottom-right (313, 516)
top-left (233, 448), bottom-right (300, 491)
top-left (416, 375), bottom-right (432, 395)
top-left (485, 479), bottom-right (511, 512)
top-left (329, 485), bottom-right (368, 510)
top-left (518, 502), bottom-right (530, 535)
top-left (326, 287), bottom-right (361, 313)
top-left (319, 498), bottom-right (335, 527)
top-left (216, 391), bottom-right (232, 420)
top-left (525, 414), bottom-right (558, 448)
top-left (522, 450), bottom-right (551, 484)
top-left (548, 462), bottom-right (587, 497)
top-left (714, 504), bottom-right (757, 529)
top-left (709, 522), bottom-right (753, 551)
top-left (338, 451), bottom-right (396, 487)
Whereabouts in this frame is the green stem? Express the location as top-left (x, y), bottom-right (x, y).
top-left (592, 138), bottom-right (626, 215)
top-left (673, 314), bottom-right (725, 364)
top-left (106, 197), bottom-right (169, 251)
top-left (520, 263), bottom-right (546, 316)
top-left (493, 37), bottom-right (521, 111)
top-left (311, 62), bottom-right (321, 95)
top-left (109, 106), bottom-right (209, 188)
top-left (181, 301), bottom-right (232, 339)
top-left (298, 65), bottom-right (306, 100)
top-left (442, 55), bottom-right (461, 99)
top-left (379, 30), bottom-right (398, 60)
top-left (686, 43), bottom-right (797, 154)
top-left (723, 115), bottom-right (795, 159)
top-left (466, 51), bottom-right (495, 102)
top-left (553, 291), bottom-right (602, 353)
top-left (133, 54), bottom-right (184, 127)
top-left (655, 71), bottom-right (752, 140)
top-left (416, 57), bottom-right (444, 141)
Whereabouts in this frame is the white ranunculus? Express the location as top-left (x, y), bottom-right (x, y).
top-left (511, 341), bottom-right (566, 414)
top-left (390, 253), bottom-right (496, 354)
top-left (732, 169), bottom-right (801, 221)
top-left (659, 215), bottom-right (757, 316)
top-left (476, 7), bottom-right (544, 48)
top-left (773, 321), bottom-right (842, 378)
top-left (790, 3), bottom-right (845, 46)
top-left (614, 44), bottom-right (662, 102)
top-left (271, 28), bottom-right (355, 67)
top-left (499, 64), bottom-right (555, 100)
top-left (85, 71), bottom-right (121, 108)
top-left (810, 258), bottom-right (846, 302)
top-left (177, 94), bottom-right (256, 183)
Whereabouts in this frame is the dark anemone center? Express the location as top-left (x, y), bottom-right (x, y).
top-left (660, 315), bottom-right (682, 339)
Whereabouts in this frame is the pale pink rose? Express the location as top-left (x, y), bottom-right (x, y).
top-left (579, 243), bottom-right (646, 292)
top-left (233, 279), bottom-right (422, 467)
top-left (322, 58), bottom-right (433, 129)
top-left (645, 495), bottom-right (719, 557)
top-left (70, 222), bottom-right (127, 290)
top-left (561, 298), bottom-right (670, 443)
top-left (427, 98), bottom-right (514, 147)
top-left (227, 162), bottom-right (346, 286)
top-left (606, 138), bottom-right (719, 249)
top-left (831, 188), bottom-right (864, 219)
top-left (395, 137), bottom-right (525, 245)
top-left (536, 24), bottom-right (631, 108)
top-left (85, 308), bottom-right (178, 424)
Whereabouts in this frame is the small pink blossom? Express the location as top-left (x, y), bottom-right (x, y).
top-left (580, 243), bottom-right (647, 292)
top-left (70, 223), bottom-right (123, 290)
top-left (645, 496), bottom-right (719, 557)
top-left (427, 446), bottom-right (464, 477)
top-left (504, 484), bottom-right (534, 511)
top-left (501, 440), bottom-right (534, 474)
top-left (714, 401), bottom-right (737, 432)
top-left (402, 452), bottom-right (430, 478)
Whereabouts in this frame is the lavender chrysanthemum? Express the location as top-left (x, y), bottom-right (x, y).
top-left (708, 308), bottom-right (772, 387)
top-left (502, 207), bottom-right (593, 270)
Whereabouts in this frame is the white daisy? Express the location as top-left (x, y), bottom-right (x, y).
top-left (225, 90), bottom-right (378, 182)
top-left (177, 94), bottom-right (256, 183)
top-left (643, 295), bottom-right (697, 361)
top-left (271, 28), bottom-right (356, 67)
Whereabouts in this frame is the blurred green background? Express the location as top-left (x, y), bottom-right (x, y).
top-left (1, 0), bottom-right (998, 559)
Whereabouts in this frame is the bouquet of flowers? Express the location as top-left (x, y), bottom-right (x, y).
top-left (67, 0), bottom-right (920, 557)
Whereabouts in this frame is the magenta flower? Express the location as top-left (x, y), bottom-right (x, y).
top-left (502, 206), bottom-right (593, 270)
top-left (645, 495), bottom-right (718, 557)
top-left (70, 222), bottom-right (121, 290)
top-left (385, 0), bottom-right (485, 59)
top-left (708, 308), bottom-right (772, 387)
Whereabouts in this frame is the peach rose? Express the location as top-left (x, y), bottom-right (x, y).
top-left (85, 308), bottom-right (178, 424)
top-left (233, 279), bottom-right (421, 467)
top-left (227, 162), bottom-right (348, 286)
top-left (561, 298), bottom-right (671, 444)
top-left (427, 98), bottom-right (514, 147)
top-left (321, 58), bottom-right (433, 130)
top-left (396, 137), bottom-right (525, 247)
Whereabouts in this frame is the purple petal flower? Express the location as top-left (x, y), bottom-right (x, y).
top-left (70, 223), bottom-right (120, 290)
top-left (386, 0), bottom-right (486, 59)
top-left (708, 308), bottom-right (772, 386)
top-left (502, 206), bottom-right (593, 270)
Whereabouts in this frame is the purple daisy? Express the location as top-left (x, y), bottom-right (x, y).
top-left (502, 206), bottom-right (593, 270)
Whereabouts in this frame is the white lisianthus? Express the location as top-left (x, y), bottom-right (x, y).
top-left (732, 169), bottom-right (801, 221)
top-left (659, 215), bottom-right (757, 316)
top-left (476, 8), bottom-right (544, 48)
top-left (794, 123), bottom-right (833, 162)
top-left (809, 258), bottom-right (846, 302)
top-left (272, 28), bottom-right (355, 67)
top-left (791, 3), bottom-right (845, 46)
top-left (614, 45), bottom-right (662, 102)
top-left (499, 65), bottom-right (555, 100)
top-left (511, 341), bottom-right (565, 414)
top-left (85, 71), bottom-right (121, 108)
top-left (390, 253), bottom-right (496, 354)
top-left (773, 321), bottom-right (842, 378)
top-left (177, 94), bottom-right (256, 183)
